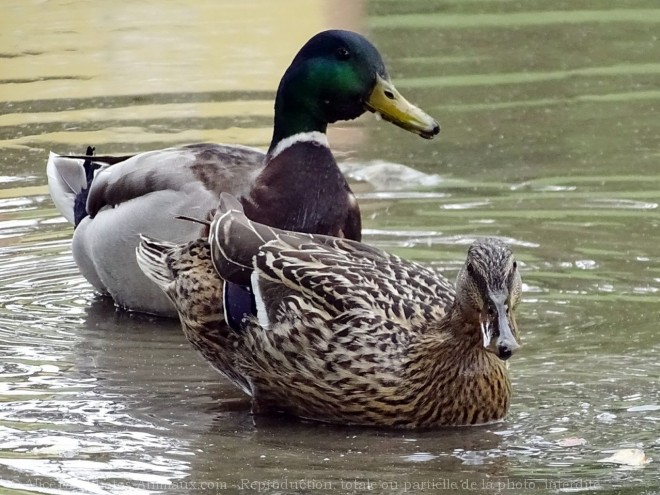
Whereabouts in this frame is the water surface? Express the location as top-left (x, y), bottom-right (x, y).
top-left (1, 0), bottom-right (659, 493)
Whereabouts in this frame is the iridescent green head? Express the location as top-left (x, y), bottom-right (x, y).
top-left (270, 30), bottom-right (439, 151)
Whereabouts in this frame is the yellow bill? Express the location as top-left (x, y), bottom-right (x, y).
top-left (365, 75), bottom-right (440, 139)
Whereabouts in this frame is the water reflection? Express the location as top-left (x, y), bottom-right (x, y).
top-left (2, 0), bottom-right (660, 493)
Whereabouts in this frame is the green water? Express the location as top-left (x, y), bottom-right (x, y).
top-left (1, 0), bottom-right (659, 493)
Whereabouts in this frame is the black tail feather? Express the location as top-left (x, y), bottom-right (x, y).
top-left (73, 146), bottom-right (104, 227)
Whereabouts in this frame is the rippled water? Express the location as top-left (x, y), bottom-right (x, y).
top-left (2, 0), bottom-right (659, 493)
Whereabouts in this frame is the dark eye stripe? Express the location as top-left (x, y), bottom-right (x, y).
top-left (507, 264), bottom-right (519, 294)
top-left (470, 266), bottom-right (490, 301)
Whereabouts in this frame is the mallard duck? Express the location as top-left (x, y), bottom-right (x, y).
top-left (136, 194), bottom-right (522, 428)
top-left (47, 30), bottom-right (439, 317)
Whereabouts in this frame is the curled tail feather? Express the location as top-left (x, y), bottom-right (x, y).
top-left (47, 146), bottom-right (102, 226)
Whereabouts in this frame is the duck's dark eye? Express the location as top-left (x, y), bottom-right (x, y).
top-left (335, 47), bottom-right (351, 61)
top-left (466, 262), bottom-right (475, 276)
top-left (513, 261), bottom-right (518, 270)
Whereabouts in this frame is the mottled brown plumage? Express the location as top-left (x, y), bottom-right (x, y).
top-left (137, 195), bottom-right (522, 428)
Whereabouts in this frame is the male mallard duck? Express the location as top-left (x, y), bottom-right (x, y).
top-left (136, 194), bottom-right (522, 428)
top-left (47, 30), bottom-right (439, 317)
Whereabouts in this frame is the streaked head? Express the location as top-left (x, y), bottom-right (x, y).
top-left (455, 239), bottom-right (522, 360)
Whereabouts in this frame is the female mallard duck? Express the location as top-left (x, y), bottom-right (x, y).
top-left (47, 30), bottom-right (439, 317)
top-left (136, 194), bottom-right (522, 428)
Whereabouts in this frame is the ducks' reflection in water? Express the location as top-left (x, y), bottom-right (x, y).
top-left (77, 296), bottom-right (513, 492)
